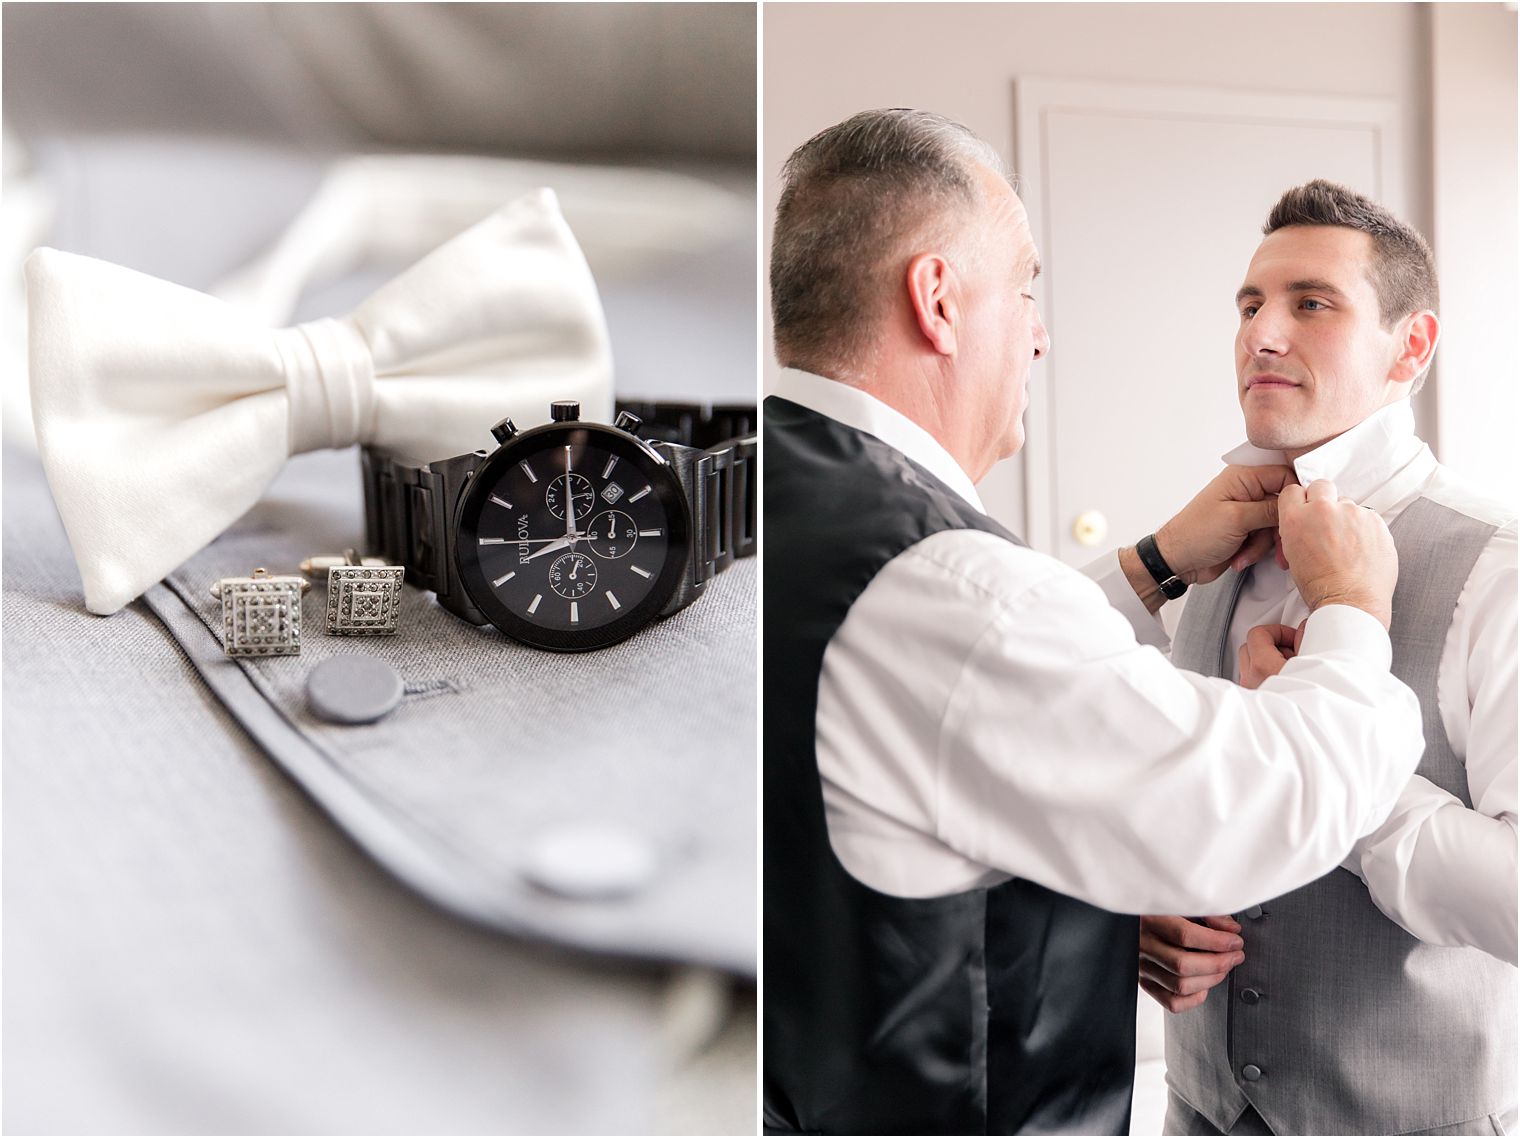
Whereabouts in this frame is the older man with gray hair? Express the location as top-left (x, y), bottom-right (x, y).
top-left (763, 109), bottom-right (1427, 1134)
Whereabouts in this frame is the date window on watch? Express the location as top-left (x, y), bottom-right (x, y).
top-left (600, 482), bottom-right (624, 504)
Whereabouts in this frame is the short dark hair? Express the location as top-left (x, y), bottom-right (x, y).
top-left (1264, 180), bottom-right (1439, 326)
top-left (770, 109), bottom-right (1005, 374)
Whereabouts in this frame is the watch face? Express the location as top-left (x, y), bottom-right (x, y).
top-left (455, 422), bottom-right (690, 651)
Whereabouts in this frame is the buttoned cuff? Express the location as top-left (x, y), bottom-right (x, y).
top-left (1297, 604), bottom-right (1394, 670)
top-left (1085, 550), bottom-right (1168, 651)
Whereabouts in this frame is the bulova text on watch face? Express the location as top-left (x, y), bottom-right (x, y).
top-left (455, 423), bottom-right (691, 651)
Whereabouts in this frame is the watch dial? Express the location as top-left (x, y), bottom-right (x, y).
top-left (457, 424), bottom-right (689, 651)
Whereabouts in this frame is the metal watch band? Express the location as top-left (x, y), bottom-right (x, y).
top-left (1136, 532), bottom-right (1188, 600)
top-left (617, 400), bottom-right (758, 586)
top-left (360, 446), bottom-right (488, 624)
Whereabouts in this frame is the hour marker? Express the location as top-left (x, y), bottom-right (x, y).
top-left (606, 591), bottom-right (621, 610)
top-left (520, 462), bottom-right (538, 483)
top-left (601, 456), bottom-right (618, 478)
top-left (629, 486), bottom-right (652, 503)
top-left (639, 529), bottom-right (662, 537)
top-left (527, 594), bottom-right (542, 614)
top-left (630, 565), bottom-right (652, 579)
top-left (489, 494), bottom-right (512, 509)
top-left (491, 571), bottom-right (516, 587)
top-left (479, 537), bottom-right (507, 545)
top-left (569, 602), bottom-right (580, 624)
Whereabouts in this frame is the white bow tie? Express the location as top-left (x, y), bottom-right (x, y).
top-left (27, 188), bottom-right (613, 616)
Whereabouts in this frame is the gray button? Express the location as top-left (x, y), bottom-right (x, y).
top-left (305, 655), bottom-right (404, 724)
top-left (1244, 904), bottom-right (1265, 919)
top-left (523, 824), bottom-right (658, 900)
top-left (1242, 1064), bottom-right (1263, 1082)
top-left (1240, 988), bottom-right (1261, 1005)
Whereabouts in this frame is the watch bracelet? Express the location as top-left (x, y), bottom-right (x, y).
top-left (654, 433), bottom-right (756, 605)
top-left (615, 399), bottom-right (755, 452)
top-left (617, 400), bottom-right (759, 583)
top-left (358, 400), bottom-right (756, 618)
top-left (360, 447), bottom-right (488, 624)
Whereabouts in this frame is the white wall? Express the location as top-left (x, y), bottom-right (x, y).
top-left (764, 3), bottom-right (1517, 532)
top-left (1431, 2), bottom-right (1519, 500)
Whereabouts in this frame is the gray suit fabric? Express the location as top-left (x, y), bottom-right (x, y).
top-left (138, 443), bottom-right (757, 975)
top-left (1165, 1090), bottom-right (1518, 1137)
top-left (1166, 496), bottom-right (1517, 1136)
top-left (2, 446), bottom-right (672, 1134)
top-left (1165, 1092), bottom-right (1273, 1136)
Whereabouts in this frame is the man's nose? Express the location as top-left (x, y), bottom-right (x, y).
top-left (1242, 302), bottom-right (1289, 356)
top-left (1032, 310), bottom-right (1050, 360)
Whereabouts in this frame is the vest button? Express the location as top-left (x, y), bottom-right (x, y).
top-left (1244, 904), bottom-right (1265, 919)
top-left (1242, 1064), bottom-right (1263, 1082)
top-left (1240, 988), bottom-right (1261, 1005)
top-left (520, 823), bottom-right (658, 899)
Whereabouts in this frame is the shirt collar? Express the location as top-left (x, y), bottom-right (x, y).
top-left (1221, 400), bottom-right (1436, 513)
top-left (770, 368), bottom-right (985, 512)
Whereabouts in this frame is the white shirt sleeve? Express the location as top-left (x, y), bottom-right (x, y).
top-left (1084, 550), bottom-right (1169, 651)
top-left (821, 530), bottom-right (1425, 916)
top-left (1339, 527), bottom-right (1519, 965)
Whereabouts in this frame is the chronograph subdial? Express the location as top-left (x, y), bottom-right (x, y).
top-left (585, 510), bottom-right (638, 559)
top-left (545, 473), bottom-right (595, 522)
top-left (547, 552), bottom-right (598, 599)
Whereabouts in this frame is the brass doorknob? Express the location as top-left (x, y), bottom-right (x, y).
top-left (1072, 509), bottom-right (1108, 546)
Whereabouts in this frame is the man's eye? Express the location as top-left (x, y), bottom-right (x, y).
top-left (1301, 298), bottom-right (1326, 311)
top-left (1240, 305), bottom-right (1259, 319)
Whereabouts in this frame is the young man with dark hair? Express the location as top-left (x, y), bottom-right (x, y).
top-left (1143, 180), bottom-right (1516, 1137)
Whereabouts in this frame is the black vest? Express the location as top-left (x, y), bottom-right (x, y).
top-left (763, 397), bottom-right (1138, 1136)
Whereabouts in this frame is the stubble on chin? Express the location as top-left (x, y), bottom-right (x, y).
top-left (1243, 411), bottom-right (1306, 455)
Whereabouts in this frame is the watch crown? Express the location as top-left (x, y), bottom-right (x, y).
top-left (550, 400), bottom-right (580, 423)
top-left (614, 410), bottom-right (643, 435)
top-left (490, 416), bottom-right (518, 444)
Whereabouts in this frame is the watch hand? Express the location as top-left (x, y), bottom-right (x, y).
top-left (564, 450), bottom-right (578, 540)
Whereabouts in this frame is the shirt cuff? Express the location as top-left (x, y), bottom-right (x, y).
top-left (1296, 604), bottom-right (1394, 669)
top-left (1085, 550), bottom-right (1168, 651)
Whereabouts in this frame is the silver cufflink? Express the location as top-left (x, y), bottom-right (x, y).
top-left (210, 568), bottom-right (310, 657)
top-left (301, 550), bottom-right (404, 636)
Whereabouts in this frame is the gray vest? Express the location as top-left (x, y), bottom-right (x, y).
top-left (1166, 495), bottom-right (1516, 1135)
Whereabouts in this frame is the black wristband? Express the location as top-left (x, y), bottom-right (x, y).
top-left (1136, 533), bottom-right (1188, 600)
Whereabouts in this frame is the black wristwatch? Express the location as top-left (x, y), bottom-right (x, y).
top-left (1136, 532), bottom-right (1188, 600)
top-left (361, 399), bottom-right (756, 651)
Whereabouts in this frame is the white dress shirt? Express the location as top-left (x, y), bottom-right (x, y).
top-left (1213, 400), bottom-right (1517, 964)
top-left (771, 369), bottom-right (1425, 917)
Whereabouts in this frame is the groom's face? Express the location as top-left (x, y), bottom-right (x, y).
top-left (958, 163), bottom-right (1049, 461)
top-left (1235, 224), bottom-right (1406, 459)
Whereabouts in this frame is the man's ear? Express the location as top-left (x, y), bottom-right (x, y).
top-left (905, 252), bottom-right (958, 356)
top-left (1389, 310), bottom-right (1439, 386)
